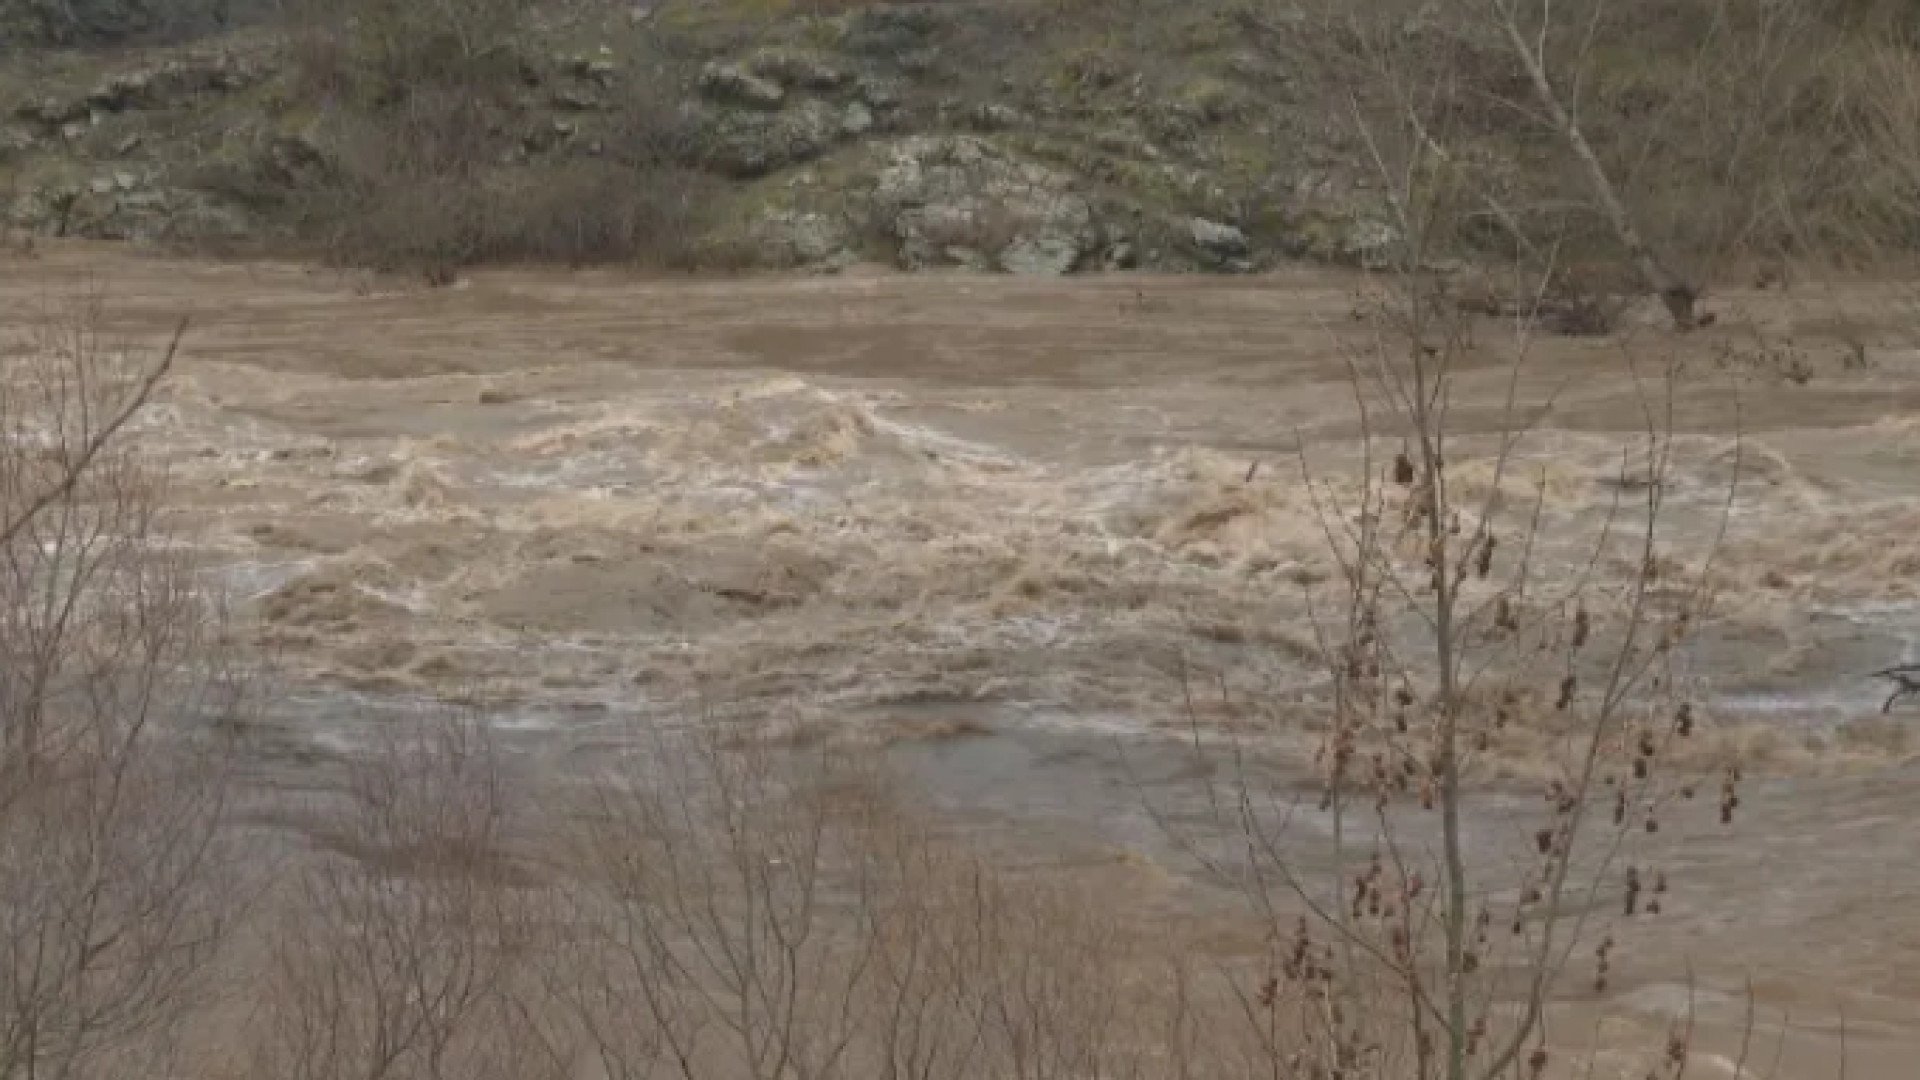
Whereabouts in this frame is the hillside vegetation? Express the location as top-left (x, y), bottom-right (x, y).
top-left (4, 0), bottom-right (1918, 294)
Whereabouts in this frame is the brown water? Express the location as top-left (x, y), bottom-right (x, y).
top-left (9, 244), bottom-right (1920, 1076)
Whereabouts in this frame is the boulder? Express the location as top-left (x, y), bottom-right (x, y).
top-left (15, 96), bottom-right (89, 128)
top-left (870, 136), bottom-right (1097, 275)
top-left (999, 232), bottom-right (1081, 276)
top-left (0, 126), bottom-right (34, 162)
top-left (549, 88), bottom-right (606, 112)
top-left (751, 210), bottom-right (855, 269)
top-left (854, 76), bottom-right (903, 111)
top-left (697, 100), bottom-right (841, 178)
top-left (1188, 216), bottom-right (1248, 258)
top-left (747, 50), bottom-right (848, 93)
top-left (10, 176), bottom-right (250, 247)
top-left (698, 63), bottom-right (786, 111)
top-left (1341, 218), bottom-right (1398, 268)
top-left (968, 103), bottom-right (1025, 132)
top-left (556, 51), bottom-right (619, 88)
top-left (839, 102), bottom-right (874, 138)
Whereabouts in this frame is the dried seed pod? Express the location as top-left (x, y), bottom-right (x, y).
top-left (1572, 605), bottom-right (1590, 648)
top-left (1394, 451), bottom-right (1415, 486)
top-left (1666, 1032), bottom-right (1688, 1066)
top-left (1557, 674), bottom-right (1577, 710)
top-left (1476, 534), bottom-right (1496, 578)
top-left (1676, 700), bottom-right (1694, 737)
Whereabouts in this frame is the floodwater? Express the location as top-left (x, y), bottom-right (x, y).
top-left (8, 243), bottom-right (1920, 1076)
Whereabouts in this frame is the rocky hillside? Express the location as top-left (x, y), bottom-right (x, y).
top-left (0, 0), bottom-right (1903, 278)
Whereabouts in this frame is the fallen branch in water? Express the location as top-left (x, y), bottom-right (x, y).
top-left (1870, 664), bottom-right (1920, 714)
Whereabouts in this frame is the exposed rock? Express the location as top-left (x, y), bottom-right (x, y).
top-left (1187, 216), bottom-right (1249, 261)
top-left (86, 69), bottom-right (156, 111)
top-left (0, 126), bottom-right (34, 161)
top-left (1092, 122), bottom-right (1164, 161)
top-left (521, 118), bottom-right (577, 155)
top-left (549, 88), bottom-right (606, 112)
top-left (86, 54), bottom-right (258, 112)
top-left (1, 0), bottom-right (242, 46)
top-left (968, 103), bottom-right (1025, 132)
top-left (839, 102), bottom-right (874, 138)
top-left (259, 130), bottom-right (336, 187)
top-left (697, 100), bottom-right (841, 178)
top-left (854, 76), bottom-right (902, 111)
top-left (871, 136), bottom-right (1097, 275)
top-left (698, 63), bottom-right (786, 111)
top-left (751, 210), bottom-right (855, 269)
top-left (557, 51), bottom-right (619, 88)
top-left (895, 49), bottom-right (939, 76)
top-left (16, 53), bottom-right (259, 139)
top-left (9, 176), bottom-right (251, 247)
top-left (999, 232), bottom-right (1081, 276)
top-left (1341, 218), bottom-right (1398, 268)
top-left (748, 50), bottom-right (848, 93)
top-left (840, 4), bottom-right (944, 58)
top-left (16, 96), bottom-right (89, 127)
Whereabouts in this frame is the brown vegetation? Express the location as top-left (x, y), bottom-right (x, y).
top-left (0, 300), bottom-right (244, 1079)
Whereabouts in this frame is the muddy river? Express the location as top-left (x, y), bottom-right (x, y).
top-left (8, 243), bottom-right (1920, 1076)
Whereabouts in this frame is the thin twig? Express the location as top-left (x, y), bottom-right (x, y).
top-left (0, 318), bottom-right (185, 550)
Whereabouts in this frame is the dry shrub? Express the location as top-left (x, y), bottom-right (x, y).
top-left (514, 729), bottom-right (1158, 1080)
top-left (305, 155), bottom-right (714, 273)
top-left (279, 5), bottom-right (708, 274)
top-left (1305, 0), bottom-right (1917, 306)
top-left (469, 162), bottom-right (716, 268)
top-left (0, 302), bottom-right (244, 1078)
top-left (285, 0), bottom-right (533, 106)
top-left (252, 710), bottom-right (544, 1080)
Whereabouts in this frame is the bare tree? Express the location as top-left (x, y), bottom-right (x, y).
top-left (1143, 14), bottom-right (1759, 1072)
top-left (0, 301), bottom-right (242, 1080)
top-left (1299, 0), bottom-right (1851, 330)
top-left (253, 710), bottom-right (539, 1080)
top-left (526, 726), bottom-right (1164, 1080)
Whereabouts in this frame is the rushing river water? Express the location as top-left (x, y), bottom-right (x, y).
top-left (9, 243), bottom-right (1920, 1076)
